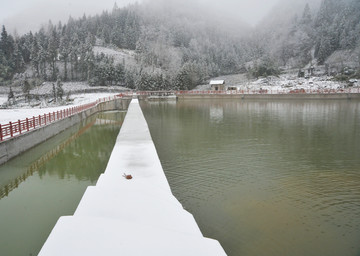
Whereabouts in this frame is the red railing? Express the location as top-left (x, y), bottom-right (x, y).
top-left (0, 94), bottom-right (125, 142)
top-left (135, 87), bottom-right (360, 96)
top-left (174, 87), bottom-right (360, 95)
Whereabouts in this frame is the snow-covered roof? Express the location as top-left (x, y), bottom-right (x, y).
top-left (210, 80), bottom-right (225, 85)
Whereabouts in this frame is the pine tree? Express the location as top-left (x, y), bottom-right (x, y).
top-left (23, 80), bottom-right (31, 103)
top-left (301, 3), bottom-right (312, 25)
top-left (48, 29), bottom-right (59, 81)
top-left (8, 86), bottom-right (15, 104)
top-left (0, 26), bottom-right (14, 59)
top-left (59, 34), bottom-right (70, 81)
top-left (125, 69), bottom-right (136, 89)
top-left (56, 78), bottom-right (64, 100)
top-left (0, 25), bottom-right (15, 79)
top-left (52, 83), bottom-right (57, 101)
top-left (70, 34), bottom-right (80, 80)
top-left (38, 45), bottom-right (47, 79)
top-left (85, 51), bottom-right (95, 82)
top-left (0, 51), bottom-right (8, 82)
top-left (115, 63), bottom-right (125, 85)
top-left (21, 31), bottom-right (33, 63)
top-left (30, 37), bottom-right (40, 77)
top-left (13, 42), bottom-right (25, 72)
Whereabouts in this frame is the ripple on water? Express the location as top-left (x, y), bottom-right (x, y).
top-left (143, 100), bottom-right (360, 256)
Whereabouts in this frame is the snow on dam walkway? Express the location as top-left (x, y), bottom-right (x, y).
top-left (39, 99), bottom-right (226, 256)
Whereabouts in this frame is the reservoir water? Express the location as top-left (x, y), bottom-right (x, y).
top-left (0, 111), bottom-right (126, 256)
top-left (141, 99), bottom-right (360, 256)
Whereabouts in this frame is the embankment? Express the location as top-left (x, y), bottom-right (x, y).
top-left (0, 98), bottom-right (131, 165)
top-left (177, 93), bottom-right (360, 100)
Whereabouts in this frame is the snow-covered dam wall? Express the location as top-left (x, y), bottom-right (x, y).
top-left (38, 99), bottom-right (226, 256)
top-left (0, 98), bottom-right (131, 165)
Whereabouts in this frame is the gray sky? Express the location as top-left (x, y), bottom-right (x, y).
top-left (0, 0), bottom-right (280, 34)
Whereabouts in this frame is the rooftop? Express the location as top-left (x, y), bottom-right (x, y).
top-left (210, 80), bottom-right (225, 85)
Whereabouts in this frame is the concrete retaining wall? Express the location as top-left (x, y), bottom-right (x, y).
top-left (0, 98), bottom-right (131, 166)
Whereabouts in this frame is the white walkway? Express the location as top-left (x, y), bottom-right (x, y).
top-left (39, 99), bottom-right (226, 256)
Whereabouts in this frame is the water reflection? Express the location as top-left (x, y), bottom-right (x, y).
top-left (210, 106), bottom-right (224, 123)
top-left (141, 99), bottom-right (360, 256)
top-left (0, 111), bottom-right (125, 256)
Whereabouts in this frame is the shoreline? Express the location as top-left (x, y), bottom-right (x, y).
top-left (175, 93), bottom-right (360, 100)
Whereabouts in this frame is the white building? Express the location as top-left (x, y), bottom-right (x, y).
top-left (210, 80), bottom-right (225, 91)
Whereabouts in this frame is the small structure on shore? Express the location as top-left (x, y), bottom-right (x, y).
top-left (210, 80), bottom-right (225, 91)
top-left (226, 86), bottom-right (238, 91)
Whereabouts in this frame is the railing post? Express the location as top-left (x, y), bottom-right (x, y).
top-left (26, 118), bottom-right (29, 131)
top-left (10, 122), bottom-right (13, 137)
top-left (39, 115), bottom-right (41, 126)
top-left (33, 116), bottom-right (35, 128)
top-left (0, 124), bottom-right (3, 141)
top-left (44, 114), bottom-right (47, 125)
top-left (18, 120), bottom-right (22, 134)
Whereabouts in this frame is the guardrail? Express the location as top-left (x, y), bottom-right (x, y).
top-left (1, 88), bottom-right (359, 141)
top-left (0, 95), bottom-right (123, 142)
top-left (134, 87), bottom-right (360, 96)
top-left (175, 87), bottom-right (360, 95)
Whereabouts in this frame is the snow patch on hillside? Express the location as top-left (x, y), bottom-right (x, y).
top-left (0, 93), bottom-right (120, 125)
top-left (93, 46), bottom-right (136, 67)
top-left (30, 81), bottom-right (128, 95)
top-left (200, 72), bottom-right (356, 92)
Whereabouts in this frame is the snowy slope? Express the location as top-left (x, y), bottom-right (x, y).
top-left (0, 93), bottom-right (119, 125)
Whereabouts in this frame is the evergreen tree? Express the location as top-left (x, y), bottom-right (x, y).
top-left (30, 37), bottom-right (40, 77)
top-left (13, 42), bottom-right (25, 72)
top-left (0, 51), bottom-right (8, 83)
top-left (52, 83), bottom-right (56, 101)
top-left (115, 63), bottom-right (125, 85)
top-left (70, 34), bottom-right (80, 80)
top-left (8, 86), bottom-right (15, 104)
top-left (56, 78), bottom-right (64, 100)
top-left (0, 25), bottom-right (14, 59)
top-left (301, 3), bottom-right (312, 25)
top-left (0, 25), bottom-right (15, 80)
top-left (59, 34), bottom-right (70, 81)
top-left (125, 69), bottom-right (136, 89)
top-left (38, 45), bottom-right (48, 79)
top-left (85, 50), bottom-right (95, 81)
top-left (23, 80), bottom-right (31, 103)
top-left (48, 29), bottom-right (59, 80)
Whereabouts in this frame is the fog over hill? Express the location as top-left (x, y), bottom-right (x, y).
top-left (1, 0), bottom-right (141, 34)
top-left (0, 0), bottom-right (359, 92)
top-left (1, 0), bottom-right (279, 34)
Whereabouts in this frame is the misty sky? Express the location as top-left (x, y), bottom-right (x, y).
top-left (0, 0), bottom-right (280, 34)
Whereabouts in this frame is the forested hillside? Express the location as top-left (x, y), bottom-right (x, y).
top-left (0, 0), bottom-right (359, 91)
top-left (255, 0), bottom-right (360, 72)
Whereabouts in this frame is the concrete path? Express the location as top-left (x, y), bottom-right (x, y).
top-left (39, 99), bottom-right (226, 256)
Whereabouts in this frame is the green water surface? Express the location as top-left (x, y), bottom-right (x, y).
top-left (0, 111), bottom-right (126, 256)
top-left (141, 99), bottom-right (360, 256)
